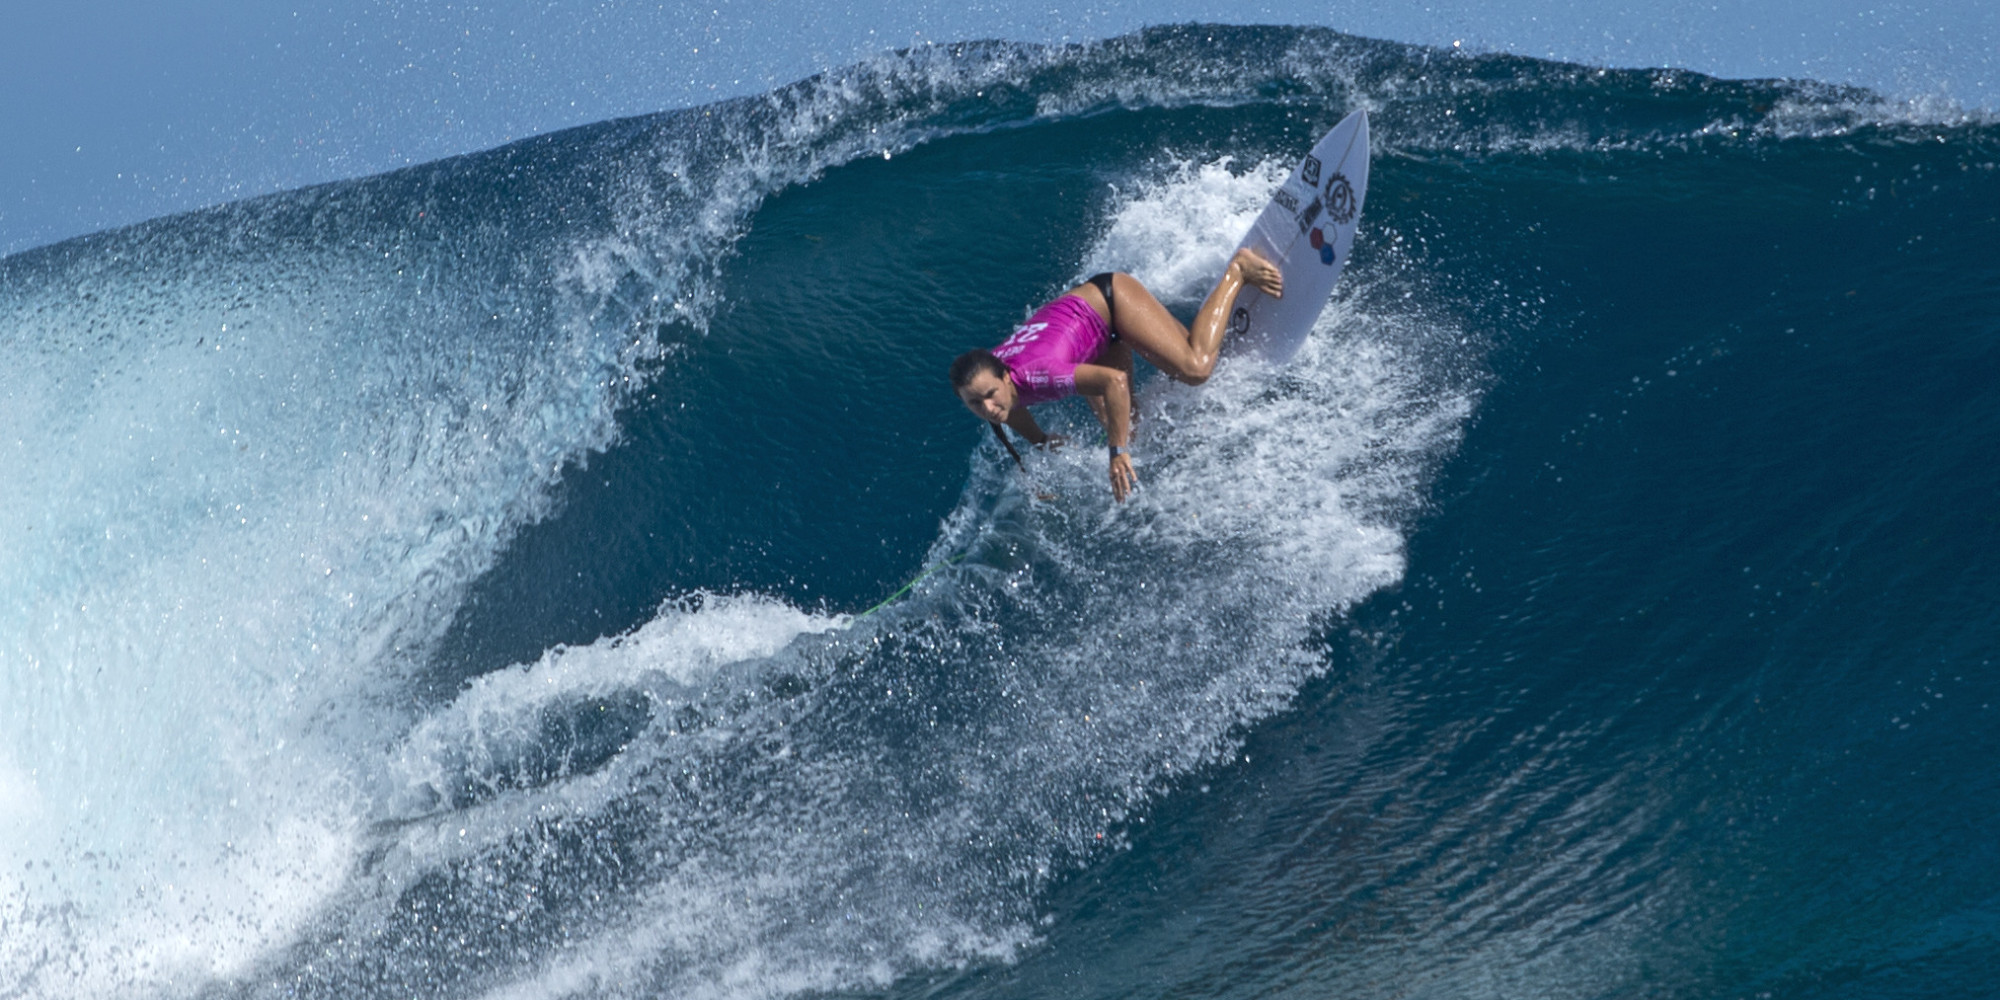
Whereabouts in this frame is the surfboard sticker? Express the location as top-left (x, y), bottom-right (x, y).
top-left (1222, 110), bottom-right (1370, 363)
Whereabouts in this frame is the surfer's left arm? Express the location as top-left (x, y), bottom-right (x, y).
top-left (1073, 364), bottom-right (1136, 501)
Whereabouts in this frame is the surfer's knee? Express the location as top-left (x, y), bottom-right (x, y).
top-left (1170, 357), bottom-right (1216, 386)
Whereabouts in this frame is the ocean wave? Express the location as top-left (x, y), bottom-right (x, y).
top-left (5, 22), bottom-right (1995, 1000)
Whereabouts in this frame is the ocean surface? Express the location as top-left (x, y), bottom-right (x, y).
top-left (4, 24), bottom-right (1998, 1000)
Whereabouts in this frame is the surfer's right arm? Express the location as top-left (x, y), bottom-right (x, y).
top-left (1073, 364), bottom-right (1136, 501)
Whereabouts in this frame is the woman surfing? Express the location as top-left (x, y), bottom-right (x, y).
top-left (949, 248), bottom-right (1283, 501)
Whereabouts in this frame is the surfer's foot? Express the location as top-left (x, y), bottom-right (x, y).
top-left (1232, 248), bottom-right (1283, 299)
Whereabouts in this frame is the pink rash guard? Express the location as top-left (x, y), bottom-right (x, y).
top-left (990, 294), bottom-right (1111, 405)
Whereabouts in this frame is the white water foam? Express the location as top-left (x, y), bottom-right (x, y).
top-left (377, 594), bottom-right (844, 829)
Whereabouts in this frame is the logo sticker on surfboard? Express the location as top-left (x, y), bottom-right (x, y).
top-left (1325, 174), bottom-right (1357, 225)
top-left (1308, 227), bottom-right (1336, 266)
top-left (1300, 155), bottom-right (1322, 188)
top-left (1297, 198), bottom-right (1322, 234)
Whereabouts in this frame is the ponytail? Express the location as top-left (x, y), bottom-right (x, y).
top-left (990, 422), bottom-right (1027, 472)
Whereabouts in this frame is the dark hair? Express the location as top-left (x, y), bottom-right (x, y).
top-left (947, 349), bottom-right (1027, 473)
top-left (948, 349), bottom-right (1007, 389)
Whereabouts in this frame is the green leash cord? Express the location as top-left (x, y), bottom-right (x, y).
top-left (854, 553), bottom-right (967, 620)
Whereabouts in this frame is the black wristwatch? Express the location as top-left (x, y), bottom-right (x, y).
top-left (1108, 445), bottom-right (1126, 459)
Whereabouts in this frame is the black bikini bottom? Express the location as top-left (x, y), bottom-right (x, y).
top-left (1087, 272), bottom-right (1117, 340)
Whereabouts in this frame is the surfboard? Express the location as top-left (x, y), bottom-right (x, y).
top-left (1218, 110), bottom-right (1370, 363)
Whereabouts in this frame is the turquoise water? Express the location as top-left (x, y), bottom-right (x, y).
top-left (3, 26), bottom-right (1997, 1000)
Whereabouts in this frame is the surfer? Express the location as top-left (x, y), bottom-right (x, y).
top-left (950, 248), bottom-right (1282, 501)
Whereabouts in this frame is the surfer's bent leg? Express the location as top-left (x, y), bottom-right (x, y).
top-left (1099, 251), bottom-right (1282, 386)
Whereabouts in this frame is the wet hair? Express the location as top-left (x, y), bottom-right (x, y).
top-left (948, 348), bottom-right (1007, 388)
top-left (947, 349), bottom-right (1026, 472)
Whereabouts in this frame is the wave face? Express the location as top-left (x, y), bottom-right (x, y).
top-left (4, 24), bottom-right (1998, 1000)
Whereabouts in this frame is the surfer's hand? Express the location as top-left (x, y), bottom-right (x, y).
top-left (1109, 453), bottom-right (1137, 502)
top-left (1036, 434), bottom-right (1068, 451)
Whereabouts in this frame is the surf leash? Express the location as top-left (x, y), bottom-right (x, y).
top-left (853, 553), bottom-right (968, 621)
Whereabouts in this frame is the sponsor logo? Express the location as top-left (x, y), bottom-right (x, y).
top-left (1309, 228), bottom-right (1337, 266)
top-left (1297, 197), bottom-right (1322, 234)
top-left (1229, 307), bottom-right (1250, 335)
top-left (1300, 155), bottom-right (1322, 187)
top-left (1325, 173), bottom-right (1357, 225)
top-left (1273, 188), bottom-right (1299, 213)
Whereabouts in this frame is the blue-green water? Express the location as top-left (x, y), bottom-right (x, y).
top-left (3, 25), bottom-right (1997, 1000)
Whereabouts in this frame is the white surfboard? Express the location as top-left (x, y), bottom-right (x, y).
top-left (1219, 110), bottom-right (1370, 363)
